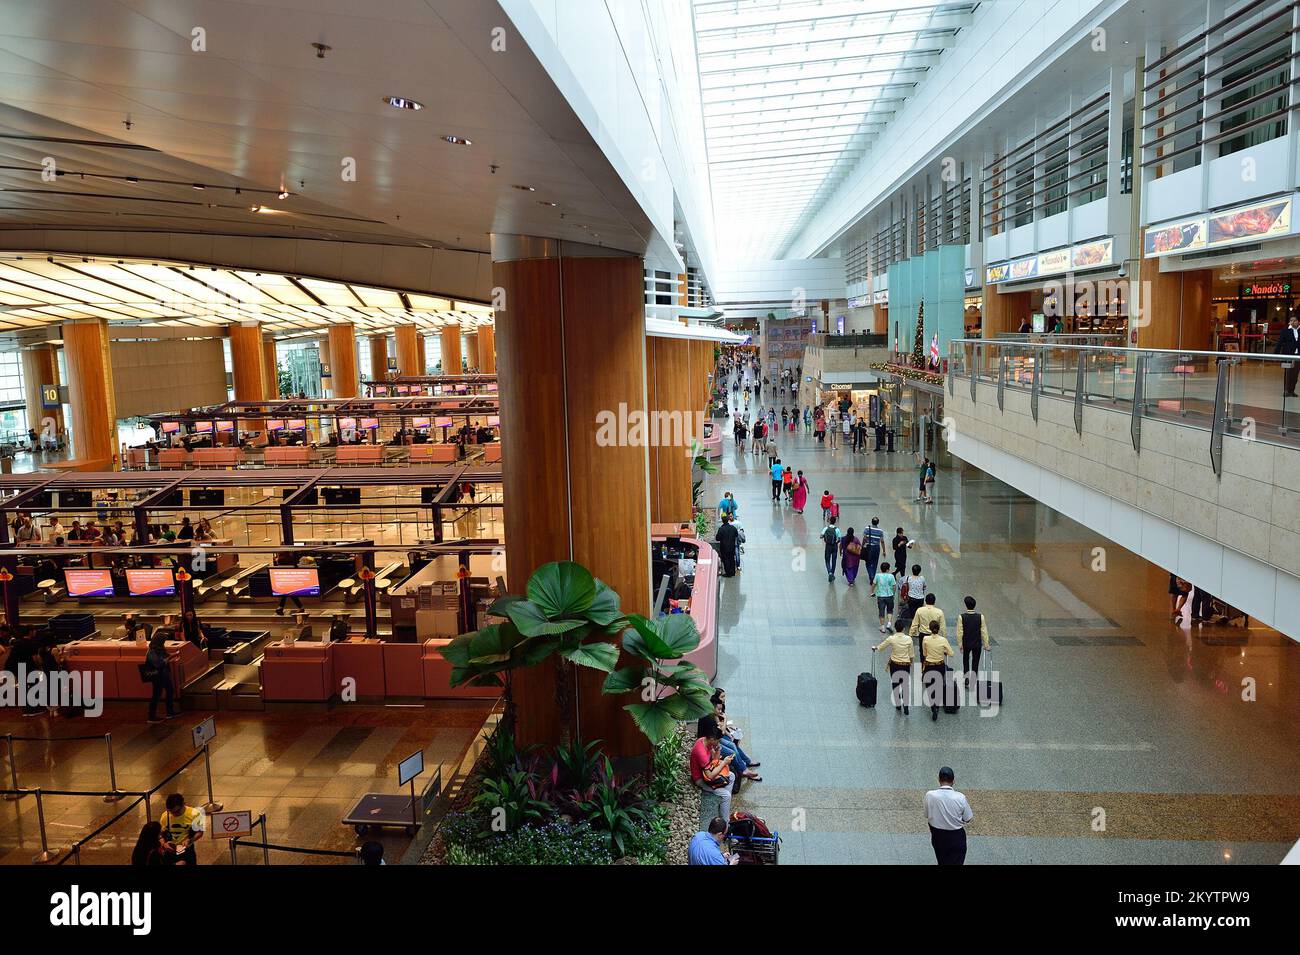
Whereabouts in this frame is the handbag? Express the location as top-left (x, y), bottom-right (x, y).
top-left (138, 663), bottom-right (161, 681)
top-left (847, 540), bottom-right (862, 555)
top-left (704, 758), bottom-right (732, 789)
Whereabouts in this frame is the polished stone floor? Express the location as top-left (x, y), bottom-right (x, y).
top-left (0, 701), bottom-right (492, 865)
top-left (704, 409), bottom-right (1300, 864)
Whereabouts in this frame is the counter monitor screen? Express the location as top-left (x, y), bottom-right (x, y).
top-left (411, 416), bottom-right (431, 429)
top-left (160, 421), bottom-right (180, 434)
top-left (269, 567), bottom-right (321, 597)
top-left (126, 568), bottom-right (175, 597)
top-left (487, 416), bottom-right (500, 427)
top-left (215, 420), bottom-right (234, 433)
top-left (435, 416), bottom-right (454, 428)
top-left (339, 417), bottom-right (357, 431)
top-left (374, 386), bottom-right (388, 396)
top-left (194, 420), bottom-right (213, 433)
top-left (65, 569), bottom-right (115, 598)
top-left (286, 418), bottom-right (306, 431)
top-left (266, 419), bottom-right (285, 432)
top-left (359, 417), bottom-right (379, 431)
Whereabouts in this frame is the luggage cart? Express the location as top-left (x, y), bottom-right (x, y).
top-left (341, 760), bottom-right (441, 837)
top-left (726, 812), bottom-right (781, 865)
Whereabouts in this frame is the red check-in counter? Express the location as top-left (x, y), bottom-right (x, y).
top-left (63, 639), bottom-right (206, 700)
top-left (260, 641), bottom-right (333, 702)
top-left (409, 443), bottom-right (457, 464)
top-left (482, 441), bottom-right (502, 463)
top-left (422, 638), bottom-right (502, 700)
top-left (651, 535), bottom-right (719, 681)
top-left (329, 638), bottom-right (385, 700)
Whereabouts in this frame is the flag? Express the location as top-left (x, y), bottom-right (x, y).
top-left (929, 333), bottom-right (940, 364)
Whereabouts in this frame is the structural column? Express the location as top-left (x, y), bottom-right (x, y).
top-left (440, 325), bottom-right (462, 375)
top-left (646, 336), bottom-right (694, 525)
top-left (417, 333), bottom-right (428, 375)
top-left (478, 323), bottom-right (497, 374)
top-left (262, 337), bottom-right (279, 399)
top-left (464, 331), bottom-right (480, 371)
top-left (492, 235), bottom-right (650, 756)
top-left (368, 334), bottom-right (389, 383)
top-left (327, 323), bottom-right (359, 399)
top-left (1138, 266), bottom-right (1212, 350)
top-left (229, 322), bottom-right (267, 400)
top-left (21, 344), bottom-right (62, 439)
top-left (60, 319), bottom-right (117, 469)
top-left (394, 325), bottom-right (421, 377)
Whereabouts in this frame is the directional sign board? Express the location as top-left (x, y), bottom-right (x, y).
top-left (192, 716), bottom-right (216, 750)
top-left (210, 810), bottom-right (253, 841)
top-left (397, 750), bottom-right (424, 787)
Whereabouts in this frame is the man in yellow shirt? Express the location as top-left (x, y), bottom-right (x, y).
top-left (872, 623), bottom-right (914, 714)
top-left (160, 792), bottom-right (205, 865)
top-left (921, 619), bottom-right (955, 721)
top-left (909, 593), bottom-right (947, 646)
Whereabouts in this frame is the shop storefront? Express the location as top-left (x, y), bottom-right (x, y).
top-left (983, 237), bottom-right (1126, 338)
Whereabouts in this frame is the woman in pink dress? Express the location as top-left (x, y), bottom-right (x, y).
top-left (791, 470), bottom-right (809, 514)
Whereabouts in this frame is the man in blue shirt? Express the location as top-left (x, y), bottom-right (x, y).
top-left (863, 517), bottom-right (885, 582)
top-left (770, 459), bottom-right (784, 502)
top-left (688, 817), bottom-right (735, 865)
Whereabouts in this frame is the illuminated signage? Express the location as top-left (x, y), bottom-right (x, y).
top-left (1207, 197), bottom-right (1292, 247)
top-left (985, 263), bottom-right (1011, 284)
top-left (1071, 237), bottom-right (1114, 270)
top-left (1037, 248), bottom-right (1071, 275)
top-left (1242, 281), bottom-right (1292, 297)
top-left (1008, 255), bottom-right (1039, 280)
top-left (41, 384), bottom-right (60, 409)
top-left (1144, 215), bottom-right (1206, 257)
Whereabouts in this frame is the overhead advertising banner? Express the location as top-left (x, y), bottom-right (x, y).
top-left (847, 295), bottom-right (870, 308)
top-left (1071, 237), bottom-right (1113, 269)
top-left (1144, 215), bottom-right (1207, 256)
top-left (1008, 255), bottom-right (1039, 281)
top-left (872, 289), bottom-right (889, 304)
top-left (985, 262), bottom-right (1011, 284)
top-left (1207, 197), bottom-right (1291, 246)
top-left (1037, 248), bottom-right (1071, 275)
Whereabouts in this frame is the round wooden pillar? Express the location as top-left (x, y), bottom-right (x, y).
top-left (394, 325), bottom-right (420, 377)
top-left (229, 322), bottom-right (266, 400)
top-left (416, 333), bottom-right (427, 375)
top-left (369, 334), bottom-right (389, 383)
top-left (646, 336), bottom-right (694, 525)
top-left (464, 332), bottom-right (480, 371)
top-left (440, 325), bottom-right (462, 375)
top-left (21, 344), bottom-right (62, 437)
top-left (262, 337), bottom-right (279, 399)
top-left (492, 235), bottom-right (650, 756)
top-left (61, 319), bottom-right (117, 468)
top-left (327, 324), bottom-right (358, 398)
top-left (479, 324), bottom-right (497, 374)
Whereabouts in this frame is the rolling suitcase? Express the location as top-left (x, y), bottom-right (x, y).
top-left (978, 649), bottom-right (1004, 705)
top-left (856, 666), bottom-right (878, 708)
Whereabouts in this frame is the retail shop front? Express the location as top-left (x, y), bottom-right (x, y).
top-left (983, 237), bottom-right (1127, 340)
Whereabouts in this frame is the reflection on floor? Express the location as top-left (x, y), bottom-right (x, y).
top-left (0, 700), bottom-right (492, 865)
top-left (704, 409), bottom-right (1299, 864)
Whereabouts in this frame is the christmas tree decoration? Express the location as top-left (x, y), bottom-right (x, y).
top-left (911, 299), bottom-right (926, 368)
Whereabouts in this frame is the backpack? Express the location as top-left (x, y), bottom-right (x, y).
top-left (822, 526), bottom-right (838, 546)
top-left (728, 811), bottom-right (773, 840)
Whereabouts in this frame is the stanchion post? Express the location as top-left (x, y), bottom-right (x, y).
top-left (229, 834), bottom-right (239, 866)
top-left (73, 843), bottom-right (81, 865)
top-left (201, 743), bottom-right (222, 813)
top-left (3, 733), bottom-right (19, 800)
top-left (32, 788), bottom-right (56, 863)
top-left (104, 733), bottom-right (124, 803)
top-left (260, 814), bottom-right (269, 866)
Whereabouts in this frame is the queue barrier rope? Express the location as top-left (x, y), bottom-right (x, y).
top-left (3, 732), bottom-right (128, 804)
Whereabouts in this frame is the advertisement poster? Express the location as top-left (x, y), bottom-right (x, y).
top-left (1144, 216), bottom-right (1207, 256)
top-left (1207, 197), bottom-right (1292, 246)
top-left (985, 262), bottom-right (1010, 284)
top-left (1071, 237), bottom-right (1114, 269)
top-left (1009, 255), bottom-right (1039, 280)
top-left (1037, 248), bottom-right (1071, 275)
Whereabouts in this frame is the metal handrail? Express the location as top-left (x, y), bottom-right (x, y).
top-left (951, 339), bottom-right (1295, 363)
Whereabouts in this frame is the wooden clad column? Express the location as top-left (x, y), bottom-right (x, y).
top-left (21, 344), bottom-right (62, 437)
top-left (982, 289), bottom-right (1031, 338)
top-left (872, 304), bottom-right (888, 334)
top-left (395, 325), bottom-right (421, 377)
top-left (417, 333), bottom-right (427, 375)
top-left (229, 322), bottom-right (266, 400)
top-left (262, 337), bottom-right (279, 399)
top-left (492, 234), bottom-right (650, 756)
top-left (327, 323), bottom-right (359, 398)
top-left (1139, 263), bottom-right (1212, 350)
top-left (464, 331), bottom-right (480, 371)
top-left (479, 323), bottom-right (497, 374)
top-left (61, 319), bottom-right (117, 469)
top-left (368, 334), bottom-right (389, 383)
top-left (440, 325), bottom-right (462, 375)
top-left (647, 336), bottom-right (694, 525)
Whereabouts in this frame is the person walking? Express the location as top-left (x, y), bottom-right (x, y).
top-left (873, 562), bottom-right (897, 633)
top-left (892, 527), bottom-right (910, 578)
top-left (958, 596), bottom-right (990, 695)
top-left (915, 456), bottom-right (932, 503)
top-left (765, 434), bottom-right (779, 468)
top-left (1275, 314), bottom-right (1300, 397)
top-left (791, 470), bottom-right (809, 514)
top-left (804, 407), bottom-right (812, 434)
top-left (872, 622), bottom-right (914, 714)
top-left (827, 412), bottom-right (839, 449)
top-left (900, 564), bottom-right (927, 628)
top-left (715, 515), bottom-right (739, 578)
top-left (717, 491), bottom-right (738, 523)
top-left (145, 634), bottom-right (178, 724)
top-left (924, 767), bottom-right (973, 865)
top-left (781, 463), bottom-right (794, 503)
top-left (821, 516), bottom-right (843, 582)
top-left (921, 619), bottom-right (955, 721)
top-left (909, 593), bottom-right (946, 653)
top-left (863, 517), bottom-right (885, 582)
top-left (840, 527), bottom-right (863, 587)
top-left (769, 458), bottom-right (785, 502)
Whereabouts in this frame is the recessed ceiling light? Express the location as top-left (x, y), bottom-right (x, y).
top-left (191, 183), bottom-right (205, 190)
top-left (384, 96), bottom-right (423, 110)
top-left (513, 184), bottom-right (535, 192)
top-left (442, 135), bottom-right (472, 146)
top-left (538, 200), bottom-right (557, 207)
top-left (278, 190), bottom-right (289, 199)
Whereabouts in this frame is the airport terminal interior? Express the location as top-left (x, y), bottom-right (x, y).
top-left (0, 0), bottom-right (1296, 868)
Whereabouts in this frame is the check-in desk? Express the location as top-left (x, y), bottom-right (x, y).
top-left (650, 534), bottom-right (719, 681)
top-left (422, 638), bottom-right (501, 700)
top-left (336, 445), bottom-right (384, 465)
top-left (157, 449), bottom-right (189, 468)
top-left (62, 639), bottom-right (207, 700)
top-left (482, 441), bottom-right (502, 463)
top-left (260, 640), bottom-right (333, 702)
top-left (329, 638), bottom-right (385, 700)
top-left (191, 447), bottom-right (242, 468)
top-left (408, 443), bottom-right (457, 464)
top-left (264, 446), bottom-right (313, 466)
top-left (383, 641), bottom-right (425, 697)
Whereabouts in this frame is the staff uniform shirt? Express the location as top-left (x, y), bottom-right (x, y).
top-left (909, 605), bottom-right (946, 639)
top-left (921, 632), bottom-right (955, 665)
top-left (874, 632), bottom-right (914, 664)
top-left (924, 786), bottom-right (973, 830)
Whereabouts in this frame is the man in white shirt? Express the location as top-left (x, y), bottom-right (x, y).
top-left (924, 766), bottom-right (973, 865)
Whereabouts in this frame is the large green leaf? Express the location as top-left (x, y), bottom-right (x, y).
top-left (586, 580), bottom-right (625, 630)
top-left (623, 701), bottom-right (680, 744)
top-left (449, 665), bottom-right (504, 689)
top-left (526, 561), bottom-right (597, 618)
top-left (622, 613), bottom-right (700, 661)
top-left (487, 594), bottom-right (526, 618)
top-left (667, 685), bottom-right (715, 717)
top-left (557, 641), bottom-right (619, 672)
top-left (653, 613), bottom-right (702, 657)
top-left (660, 693), bottom-right (710, 720)
top-left (504, 599), bottom-right (587, 637)
top-left (601, 665), bottom-right (647, 694)
top-left (467, 623), bottom-right (526, 664)
top-left (515, 636), bottom-right (562, 668)
top-left (438, 633), bottom-right (475, 667)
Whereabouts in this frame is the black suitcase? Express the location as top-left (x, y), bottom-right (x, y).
top-left (856, 670), bottom-right (878, 708)
top-left (942, 668), bottom-right (960, 714)
top-left (978, 650), bottom-right (1004, 705)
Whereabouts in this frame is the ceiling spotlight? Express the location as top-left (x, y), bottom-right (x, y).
top-left (513, 184), bottom-right (535, 192)
top-left (312, 42), bottom-right (332, 58)
top-left (442, 135), bottom-right (472, 146)
top-left (125, 176), bottom-right (139, 183)
top-left (538, 200), bottom-right (557, 207)
top-left (384, 96), bottom-right (423, 110)
top-left (192, 183), bottom-right (205, 190)
top-left (278, 190), bottom-right (289, 199)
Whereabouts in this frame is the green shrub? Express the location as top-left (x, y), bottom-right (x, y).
top-left (440, 814), bottom-right (614, 865)
top-left (648, 726), bottom-right (688, 804)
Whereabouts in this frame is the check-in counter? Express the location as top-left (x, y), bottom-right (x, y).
top-left (158, 449), bottom-right (189, 468)
top-left (388, 552), bottom-right (499, 633)
top-left (336, 445), bottom-right (384, 465)
top-left (329, 638), bottom-right (385, 700)
top-left (264, 446), bottom-right (313, 466)
top-left (482, 441), bottom-right (502, 463)
top-left (408, 443), bottom-right (457, 464)
top-left (62, 639), bottom-right (206, 700)
top-left (651, 534), bottom-right (719, 681)
top-left (126, 448), bottom-right (149, 469)
top-left (383, 641), bottom-right (425, 697)
top-left (260, 640), bottom-right (333, 702)
top-left (422, 638), bottom-right (501, 700)
top-left (191, 447), bottom-right (242, 468)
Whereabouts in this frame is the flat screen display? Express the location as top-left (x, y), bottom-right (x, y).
top-left (194, 420), bottom-right (213, 433)
top-left (395, 385), bottom-right (410, 395)
top-left (126, 568), bottom-right (175, 597)
top-left (359, 417), bottom-right (379, 431)
top-left (487, 416), bottom-right (500, 427)
top-left (65, 569), bottom-right (115, 598)
top-left (59, 490), bottom-right (92, 508)
top-left (411, 416), bottom-right (430, 429)
top-left (269, 567), bottom-right (321, 597)
top-left (286, 418), bottom-right (306, 431)
top-left (266, 419), bottom-right (285, 432)
top-left (189, 488), bottom-right (225, 507)
top-left (338, 417), bottom-right (357, 431)
top-left (161, 421), bottom-right (181, 434)
top-left (435, 416), bottom-right (454, 428)
top-left (215, 420), bottom-right (234, 433)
